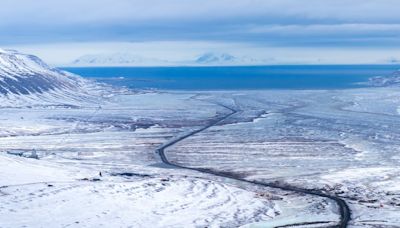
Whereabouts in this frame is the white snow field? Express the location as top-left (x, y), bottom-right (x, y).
top-left (0, 92), bottom-right (284, 228)
top-left (0, 50), bottom-right (399, 227)
top-left (0, 153), bottom-right (278, 228)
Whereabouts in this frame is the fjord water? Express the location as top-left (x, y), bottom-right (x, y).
top-left (62, 65), bottom-right (399, 90)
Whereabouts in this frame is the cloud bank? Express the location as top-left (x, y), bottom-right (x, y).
top-left (2, 0), bottom-right (400, 64)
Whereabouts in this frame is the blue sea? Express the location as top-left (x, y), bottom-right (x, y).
top-left (61, 65), bottom-right (400, 90)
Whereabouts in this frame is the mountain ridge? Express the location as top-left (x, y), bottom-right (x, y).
top-left (71, 53), bottom-right (169, 67)
top-left (0, 49), bottom-right (105, 107)
top-left (68, 52), bottom-right (270, 67)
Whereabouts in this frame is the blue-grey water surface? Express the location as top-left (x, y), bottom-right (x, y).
top-left (61, 65), bottom-right (399, 90)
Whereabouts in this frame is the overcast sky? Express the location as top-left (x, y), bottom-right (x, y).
top-left (2, 0), bottom-right (400, 65)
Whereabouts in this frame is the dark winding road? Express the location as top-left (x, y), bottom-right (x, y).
top-left (156, 104), bottom-right (351, 228)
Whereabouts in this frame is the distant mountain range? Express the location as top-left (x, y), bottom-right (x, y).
top-left (71, 53), bottom-right (169, 67)
top-left (69, 52), bottom-right (271, 67)
top-left (385, 57), bottom-right (400, 64)
top-left (195, 53), bottom-right (237, 64)
top-left (194, 53), bottom-right (271, 65)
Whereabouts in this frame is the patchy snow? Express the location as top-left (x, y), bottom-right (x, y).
top-left (1, 87), bottom-right (400, 226)
top-left (321, 167), bottom-right (395, 183)
top-left (0, 50), bottom-right (399, 227)
top-left (0, 90), bottom-right (284, 227)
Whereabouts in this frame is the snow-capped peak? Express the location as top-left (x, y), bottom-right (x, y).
top-left (195, 52), bottom-right (271, 66)
top-left (195, 53), bottom-right (237, 64)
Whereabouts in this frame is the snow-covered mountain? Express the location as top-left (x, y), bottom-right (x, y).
top-left (71, 53), bottom-right (169, 66)
top-left (69, 52), bottom-right (271, 67)
top-left (0, 49), bottom-right (76, 95)
top-left (195, 53), bottom-right (237, 64)
top-left (368, 70), bottom-right (400, 87)
top-left (0, 49), bottom-right (103, 106)
top-left (386, 57), bottom-right (400, 64)
top-left (195, 52), bottom-right (270, 66)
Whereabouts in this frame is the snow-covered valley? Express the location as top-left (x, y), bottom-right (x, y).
top-left (0, 50), bottom-right (399, 227)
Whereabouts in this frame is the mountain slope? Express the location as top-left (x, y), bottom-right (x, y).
top-left (0, 49), bottom-right (84, 95)
top-left (0, 49), bottom-right (105, 107)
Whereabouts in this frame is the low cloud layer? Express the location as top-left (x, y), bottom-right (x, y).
top-left (2, 0), bottom-right (400, 64)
